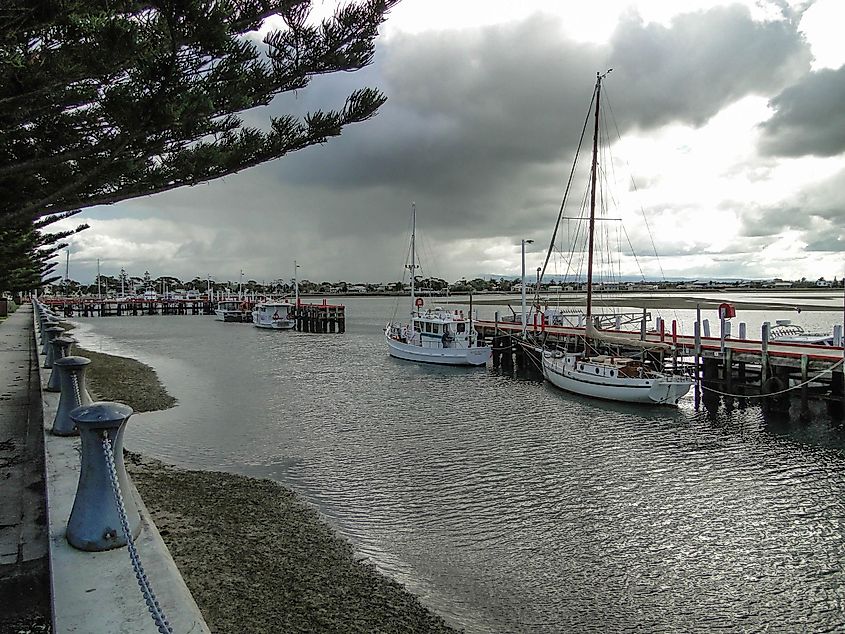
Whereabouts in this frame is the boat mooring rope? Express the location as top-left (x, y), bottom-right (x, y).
top-left (699, 358), bottom-right (844, 399)
top-left (497, 335), bottom-right (845, 402)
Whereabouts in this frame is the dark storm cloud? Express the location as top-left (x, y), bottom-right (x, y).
top-left (264, 5), bottom-right (810, 238)
top-left (78, 5), bottom-right (821, 282)
top-left (758, 65), bottom-right (845, 157)
top-left (607, 5), bottom-right (811, 129)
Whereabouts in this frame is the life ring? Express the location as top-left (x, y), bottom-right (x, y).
top-left (415, 297), bottom-right (424, 308)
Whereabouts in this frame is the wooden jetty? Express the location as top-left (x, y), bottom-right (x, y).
top-left (475, 318), bottom-right (845, 407)
top-left (43, 297), bottom-right (214, 316)
top-left (291, 300), bottom-right (345, 333)
top-left (40, 296), bottom-right (346, 333)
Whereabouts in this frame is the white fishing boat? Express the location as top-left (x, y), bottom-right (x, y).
top-left (214, 299), bottom-right (244, 321)
top-left (540, 71), bottom-right (692, 406)
top-left (252, 301), bottom-right (295, 330)
top-left (385, 204), bottom-right (492, 366)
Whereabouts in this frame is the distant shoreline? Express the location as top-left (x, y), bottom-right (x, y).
top-left (320, 288), bottom-right (842, 312)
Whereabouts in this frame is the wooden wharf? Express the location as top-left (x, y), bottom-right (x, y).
top-left (475, 318), bottom-right (845, 407)
top-left (40, 296), bottom-right (346, 333)
top-left (291, 300), bottom-right (346, 333)
top-left (43, 297), bottom-right (214, 316)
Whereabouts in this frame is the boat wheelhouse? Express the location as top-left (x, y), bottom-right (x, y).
top-left (386, 304), bottom-right (491, 366)
top-left (214, 299), bottom-right (244, 322)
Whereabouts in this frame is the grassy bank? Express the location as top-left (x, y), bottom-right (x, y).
top-left (77, 346), bottom-right (457, 633)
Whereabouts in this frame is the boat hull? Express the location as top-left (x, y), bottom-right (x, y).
top-left (385, 335), bottom-right (491, 366)
top-left (543, 356), bottom-right (691, 405)
top-left (254, 320), bottom-right (295, 330)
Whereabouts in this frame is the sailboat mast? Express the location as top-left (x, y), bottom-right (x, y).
top-left (408, 203), bottom-right (417, 319)
top-left (585, 72), bottom-right (603, 324)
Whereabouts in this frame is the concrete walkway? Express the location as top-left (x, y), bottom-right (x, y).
top-left (0, 303), bottom-right (51, 630)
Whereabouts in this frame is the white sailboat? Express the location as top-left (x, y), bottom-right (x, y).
top-left (541, 71), bottom-right (692, 405)
top-left (385, 204), bottom-right (492, 366)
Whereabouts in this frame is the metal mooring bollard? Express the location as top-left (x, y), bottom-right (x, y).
top-left (47, 337), bottom-right (76, 392)
top-left (51, 356), bottom-right (93, 436)
top-left (66, 402), bottom-right (142, 551)
top-left (39, 316), bottom-right (57, 345)
top-left (43, 326), bottom-right (65, 368)
top-left (42, 325), bottom-right (64, 360)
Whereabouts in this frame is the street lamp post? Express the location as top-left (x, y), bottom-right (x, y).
top-left (293, 260), bottom-right (301, 306)
top-left (521, 239), bottom-right (534, 333)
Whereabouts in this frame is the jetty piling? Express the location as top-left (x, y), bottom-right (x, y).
top-left (291, 300), bottom-right (346, 333)
top-left (475, 317), bottom-right (845, 411)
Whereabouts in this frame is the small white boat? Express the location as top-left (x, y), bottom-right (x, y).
top-left (214, 299), bottom-right (244, 322)
top-left (385, 204), bottom-right (491, 367)
top-left (252, 302), bottom-right (295, 330)
top-left (769, 320), bottom-right (834, 346)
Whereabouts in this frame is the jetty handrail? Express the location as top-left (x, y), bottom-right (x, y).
top-left (473, 319), bottom-right (845, 362)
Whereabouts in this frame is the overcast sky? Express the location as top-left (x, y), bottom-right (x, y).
top-left (58, 0), bottom-right (844, 285)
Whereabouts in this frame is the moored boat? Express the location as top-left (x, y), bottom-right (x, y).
top-left (769, 320), bottom-right (834, 346)
top-left (215, 299), bottom-right (245, 321)
top-left (252, 301), bottom-right (295, 330)
top-left (385, 204), bottom-right (491, 366)
top-left (539, 71), bottom-right (692, 405)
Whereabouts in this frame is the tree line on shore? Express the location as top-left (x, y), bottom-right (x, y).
top-left (40, 270), bottom-right (843, 300)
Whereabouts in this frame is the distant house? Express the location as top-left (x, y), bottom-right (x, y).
top-left (347, 285), bottom-right (367, 293)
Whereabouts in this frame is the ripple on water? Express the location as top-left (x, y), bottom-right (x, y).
top-left (69, 302), bottom-right (845, 633)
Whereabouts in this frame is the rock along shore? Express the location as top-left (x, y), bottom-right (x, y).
top-left (75, 345), bottom-right (459, 634)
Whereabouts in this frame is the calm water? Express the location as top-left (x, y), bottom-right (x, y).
top-left (70, 297), bottom-right (845, 633)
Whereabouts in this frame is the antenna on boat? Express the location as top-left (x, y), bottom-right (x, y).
top-left (407, 202), bottom-right (419, 319)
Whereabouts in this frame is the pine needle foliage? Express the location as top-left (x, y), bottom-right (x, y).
top-left (0, 0), bottom-right (398, 293)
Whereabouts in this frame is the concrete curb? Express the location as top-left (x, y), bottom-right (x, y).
top-left (35, 309), bottom-right (210, 633)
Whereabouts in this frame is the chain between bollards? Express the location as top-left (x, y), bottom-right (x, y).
top-left (71, 372), bottom-right (82, 408)
top-left (101, 433), bottom-right (173, 634)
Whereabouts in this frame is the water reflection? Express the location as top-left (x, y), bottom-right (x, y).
top-left (68, 298), bottom-right (845, 633)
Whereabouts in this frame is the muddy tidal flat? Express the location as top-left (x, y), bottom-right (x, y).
top-left (80, 347), bottom-right (456, 634)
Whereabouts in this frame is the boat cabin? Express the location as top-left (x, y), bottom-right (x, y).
top-left (389, 307), bottom-right (480, 349)
top-left (561, 352), bottom-right (647, 379)
top-left (255, 302), bottom-right (293, 318)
